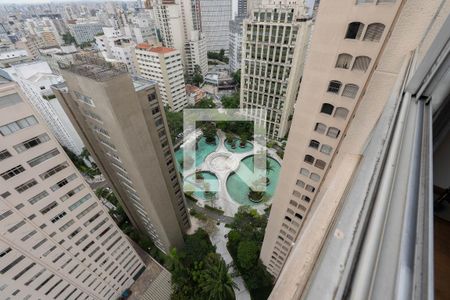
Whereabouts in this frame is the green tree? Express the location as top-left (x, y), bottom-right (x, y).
top-left (164, 107), bottom-right (183, 143)
top-left (62, 32), bottom-right (76, 45)
top-left (221, 93), bottom-right (240, 108)
top-left (192, 65), bottom-right (204, 87)
top-left (199, 253), bottom-right (236, 300)
top-left (237, 240), bottom-right (260, 271)
top-left (200, 122), bottom-right (217, 144)
top-left (232, 69), bottom-right (241, 87)
top-left (195, 97), bottom-right (216, 108)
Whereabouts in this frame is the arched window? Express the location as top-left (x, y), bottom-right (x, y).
top-left (345, 22), bottom-right (364, 39)
top-left (327, 127), bottom-right (341, 138)
top-left (315, 159), bottom-right (326, 170)
top-left (327, 80), bottom-right (342, 94)
top-left (304, 155), bottom-right (315, 164)
top-left (320, 144), bottom-right (333, 155)
top-left (310, 173), bottom-right (321, 182)
top-left (335, 53), bottom-right (353, 69)
top-left (309, 140), bottom-right (320, 149)
top-left (320, 103), bottom-right (334, 115)
top-left (342, 84), bottom-right (359, 98)
top-left (300, 168), bottom-right (310, 176)
top-left (364, 23), bottom-right (385, 42)
top-left (314, 122), bottom-right (327, 134)
top-left (334, 107), bottom-right (349, 120)
top-left (296, 180), bottom-right (305, 188)
top-left (352, 56), bottom-right (371, 72)
top-left (305, 184), bottom-right (315, 193)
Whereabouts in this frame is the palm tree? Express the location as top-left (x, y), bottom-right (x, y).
top-left (199, 253), bottom-right (237, 300)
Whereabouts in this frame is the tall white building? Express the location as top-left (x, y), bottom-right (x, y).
top-left (199, 0), bottom-right (232, 52)
top-left (240, 3), bottom-right (312, 140)
top-left (154, 0), bottom-right (208, 76)
top-left (3, 62), bottom-right (84, 155)
top-left (229, 16), bottom-right (244, 72)
top-left (0, 75), bottom-right (145, 299)
top-left (95, 27), bottom-right (138, 75)
top-left (135, 44), bottom-right (188, 111)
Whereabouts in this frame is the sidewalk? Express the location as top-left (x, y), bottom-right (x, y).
top-left (209, 223), bottom-right (251, 300)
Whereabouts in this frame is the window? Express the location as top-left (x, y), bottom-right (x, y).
top-left (315, 159), bottom-right (326, 170)
top-left (302, 195), bottom-right (311, 202)
top-left (299, 168), bottom-right (309, 176)
top-left (39, 162), bottom-right (68, 180)
top-left (342, 84), bottom-right (359, 99)
top-left (334, 107), bottom-right (349, 120)
top-left (60, 185), bottom-right (85, 202)
top-left (345, 22), bottom-right (364, 39)
top-left (0, 93), bottom-right (22, 109)
top-left (1, 165), bottom-right (25, 180)
top-left (50, 174), bottom-right (77, 192)
top-left (0, 116), bottom-right (38, 136)
top-left (0, 149), bottom-right (12, 161)
top-left (27, 148), bottom-right (59, 167)
top-left (335, 53), bottom-right (352, 69)
top-left (0, 255), bottom-right (25, 274)
top-left (69, 194), bottom-right (92, 211)
top-left (320, 144), bottom-right (333, 155)
top-left (364, 23), bottom-right (385, 42)
top-left (327, 81), bottom-right (342, 94)
top-left (28, 191), bottom-right (49, 204)
top-left (304, 155), bottom-right (314, 165)
top-left (314, 123), bottom-right (327, 134)
top-left (305, 184), bottom-right (315, 193)
top-left (40, 201), bottom-right (58, 214)
top-left (74, 91), bottom-right (95, 106)
top-left (15, 179), bottom-right (38, 193)
top-left (310, 173), bottom-right (321, 182)
top-left (356, 0), bottom-right (374, 3)
top-left (14, 134), bottom-right (50, 153)
top-left (50, 211), bottom-right (67, 223)
top-left (309, 140), bottom-right (320, 149)
top-left (320, 103), bottom-right (334, 115)
top-left (1, 191), bottom-right (11, 199)
top-left (327, 127), bottom-right (341, 139)
top-left (352, 56), bottom-right (371, 72)
top-left (296, 180), bottom-right (305, 188)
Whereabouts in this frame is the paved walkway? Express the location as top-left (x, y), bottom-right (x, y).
top-left (186, 198), bottom-right (234, 224)
top-left (209, 223), bottom-right (251, 300)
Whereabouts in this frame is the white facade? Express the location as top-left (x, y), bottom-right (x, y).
top-left (154, 1), bottom-right (208, 76)
top-left (200, 0), bottom-right (232, 52)
top-left (136, 45), bottom-right (188, 111)
top-left (0, 78), bottom-right (145, 299)
top-left (4, 62), bottom-right (85, 155)
top-left (229, 17), bottom-right (243, 72)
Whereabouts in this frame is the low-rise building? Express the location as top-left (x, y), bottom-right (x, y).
top-left (186, 84), bottom-right (205, 106)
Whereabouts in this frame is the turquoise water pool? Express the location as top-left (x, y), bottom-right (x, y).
top-left (184, 171), bottom-right (219, 201)
top-left (226, 156), bottom-right (281, 206)
top-left (224, 139), bottom-right (253, 153)
top-left (175, 136), bottom-right (219, 170)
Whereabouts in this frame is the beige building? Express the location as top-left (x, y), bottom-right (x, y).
top-left (261, 0), bottom-right (450, 294)
top-left (0, 75), bottom-right (145, 299)
top-left (135, 43), bottom-right (188, 112)
top-left (53, 56), bottom-right (190, 253)
top-left (240, 3), bottom-right (311, 140)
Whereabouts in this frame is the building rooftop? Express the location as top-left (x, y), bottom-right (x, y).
top-left (136, 43), bottom-right (176, 54)
top-left (132, 76), bottom-right (156, 92)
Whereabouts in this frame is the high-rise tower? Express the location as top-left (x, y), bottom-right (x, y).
top-left (0, 75), bottom-right (145, 299)
top-left (53, 56), bottom-right (190, 252)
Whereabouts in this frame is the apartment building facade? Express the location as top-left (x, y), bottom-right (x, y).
top-left (199, 0), bottom-right (232, 52)
top-left (260, 0), bottom-right (448, 288)
top-left (135, 44), bottom-right (188, 112)
top-left (240, 4), bottom-right (311, 140)
top-left (53, 56), bottom-right (189, 252)
top-left (0, 76), bottom-right (145, 299)
top-left (3, 61), bottom-right (85, 155)
top-left (229, 16), bottom-right (244, 73)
